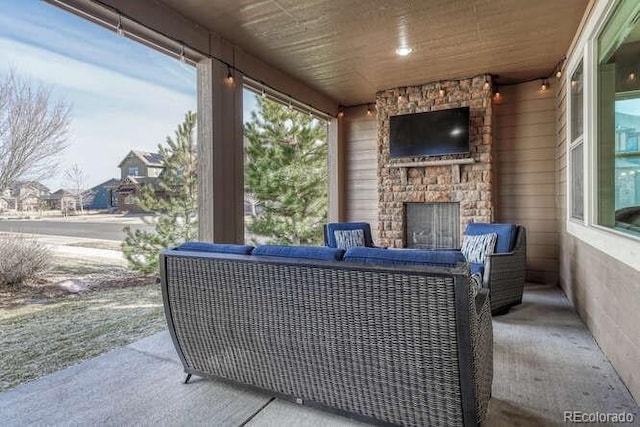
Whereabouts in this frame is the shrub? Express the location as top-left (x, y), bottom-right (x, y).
top-left (0, 234), bottom-right (51, 286)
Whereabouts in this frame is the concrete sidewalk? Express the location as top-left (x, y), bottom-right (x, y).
top-left (0, 232), bottom-right (126, 265)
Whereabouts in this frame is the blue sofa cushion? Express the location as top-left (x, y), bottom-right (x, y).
top-left (344, 247), bottom-right (466, 267)
top-left (469, 262), bottom-right (485, 276)
top-left (325, 222), bottom-right (373, 248)
top-left (176, 241), bottom-right (254, 255)
top-left (465, 223), bottom-right (517, 254)
top-left (252, 245), bottom-right (345, 261)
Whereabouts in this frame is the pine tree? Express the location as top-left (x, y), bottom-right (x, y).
top-left (122, 111), bottom-right (197, 274)
top-left (244, 97), bottom-right (328, 245)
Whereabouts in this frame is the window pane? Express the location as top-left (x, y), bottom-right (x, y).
top-left (571, 144), bottom-right (584, 220)
top-left (571, 62), bottom-right (584, 141)
top-left (597, 0), bottom-right (640, 235)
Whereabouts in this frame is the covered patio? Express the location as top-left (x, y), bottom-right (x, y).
top-left (4, 0), bottom-right (639, 424)
top-left (1, 284), bottom-right (637, 425)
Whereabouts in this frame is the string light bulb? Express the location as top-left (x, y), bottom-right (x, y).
top-left (493, 85), bottom-right (501, 101)
top-left (629, 72), bottom-right (636, 81)
top-left (337, 106), bottom-right (345, 118)
top-left (180, 44), bottom-right (186, 63)
top-left (540, 79), bottom-right (548, 91)
top-left (116, 14), bottom-right (124, 36)
top-left (226, 66), bottom-right (234, 84)
top-left (287, 100), bottom-right (292, 111)
top-left (483, 78), bottom-right (490, 90)
top-left (439, 86), bottom-right (445, 97)
top-left (366, 105), bottom-right (372, 116)
top-left (556, 69), bottom-right (562, 79)
top-left (261, 87), bottom-right (266, 98)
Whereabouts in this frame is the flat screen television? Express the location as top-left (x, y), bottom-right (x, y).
top-left (389, 107), bottom-right (470, 158)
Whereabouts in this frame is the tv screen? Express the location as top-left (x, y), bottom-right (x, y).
top-left (389, 107), bottom-right (470, 158)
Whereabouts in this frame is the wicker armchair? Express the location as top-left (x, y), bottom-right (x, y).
top-left (323, 222), bottom-right (382, 248)
top-left (464, 223), bottom-right (527, 314)
top-left (161, 249), bottom-right (493, 426)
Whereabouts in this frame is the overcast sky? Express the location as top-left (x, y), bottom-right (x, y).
top-left (0, 0), bottom-right (198, 190)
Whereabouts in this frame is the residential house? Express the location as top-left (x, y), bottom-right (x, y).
top-left (9, 181), bottom-right (50, 211)
top-left (115, 150), bottom-right (164, 212)
top-left (0, 189), bottom-right (15, 212)
top-left (43, 189), bottom-right (78, 212)
top-left (84, 178), bottom-right (120, 210)
top-left (27, 0), bottom-right (640, 421)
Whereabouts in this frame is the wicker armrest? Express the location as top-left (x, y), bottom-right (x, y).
top-left (471, 287), bottom-right (493, 422)
top-left (474, 287), bottom-right (490, 316)
top-left (483, 228), bottom-right (527, 314)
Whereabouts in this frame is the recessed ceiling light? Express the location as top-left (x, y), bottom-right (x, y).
top-left (395, 46), bottom-right (413, 56)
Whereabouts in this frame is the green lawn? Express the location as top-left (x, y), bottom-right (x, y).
top-left (0, 257), bottom-right (166, 392)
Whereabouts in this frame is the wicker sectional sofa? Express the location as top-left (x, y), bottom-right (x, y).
top-left (160, 244), bottom-right (493, 426)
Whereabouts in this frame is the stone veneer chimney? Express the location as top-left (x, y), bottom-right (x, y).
top-left (377, 76), bottom-right (494, 248)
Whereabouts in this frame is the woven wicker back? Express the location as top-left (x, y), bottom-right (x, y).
top-left (162, 253), bottom-right (478, 426)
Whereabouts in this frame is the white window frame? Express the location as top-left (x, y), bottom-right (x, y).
top-left (567, 58), bottom-right (585, 223)
top-left (565, 0), bottom-right (640, 271)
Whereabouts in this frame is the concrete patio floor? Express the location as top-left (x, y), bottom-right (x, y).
top-left (0, 284), bottom-right (638, 426)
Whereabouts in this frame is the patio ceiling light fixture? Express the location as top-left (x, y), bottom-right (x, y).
top-left (395, 46), bottom-right (413, 56)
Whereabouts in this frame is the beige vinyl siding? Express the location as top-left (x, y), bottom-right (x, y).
top-left (495, 81), bottom-right (558, 284)
top-left (557, 56), bottom-right (640, 403)
top-left (342, 111), bottom-right (379, 242)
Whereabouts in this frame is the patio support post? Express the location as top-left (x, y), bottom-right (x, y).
top-left (197, 57), bottom-right (244, 243)
top-left (327, 119), bottom-right (344, 222)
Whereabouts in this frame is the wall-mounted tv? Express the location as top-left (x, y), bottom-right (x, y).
top-left (389, 107), bottom-right (470, 158)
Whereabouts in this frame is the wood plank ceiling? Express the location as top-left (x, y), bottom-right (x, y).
top-left (159, 0), bottom-right (589, 105)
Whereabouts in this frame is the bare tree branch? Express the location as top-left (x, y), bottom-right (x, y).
top-left (0, 71), bottom-right (71, 194)
top-left (64, 163), bottom-right (89, 215)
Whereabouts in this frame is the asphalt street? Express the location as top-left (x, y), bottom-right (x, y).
top-left (0, 219), bottom-right (153, 241)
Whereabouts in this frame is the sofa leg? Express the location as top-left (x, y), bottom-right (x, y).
top-left (184, 374), bottom-right (192, 384)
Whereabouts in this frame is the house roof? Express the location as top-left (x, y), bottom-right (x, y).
top-left (116, 176), bottom-right (159, 191)
top-left (10, 181), bottom-right (50, 193)
top-left (157, 0), bottom-right (589, 105)
top-left (89, 178), bottom-right (120, 191)
top-left (117, 150), bottom-right (163, 168)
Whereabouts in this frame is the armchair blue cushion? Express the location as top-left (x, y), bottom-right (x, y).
top-left (324, 222), bottom-right (376, 248)
top-left (465, 223), bottom-right (517, 254)
top-left (469, 262), bottom-right (485, 276)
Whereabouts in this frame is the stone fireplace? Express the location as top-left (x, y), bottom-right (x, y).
top-left (377, 76), bottom-right (494, 248)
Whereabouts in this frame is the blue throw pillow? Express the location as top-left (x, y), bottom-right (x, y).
top-left (252, 245), bottom-right (345, 261)
top-left (344, 247), bottom-right (466, 267)
top-left (176, 241), bottom-right (254, 255)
